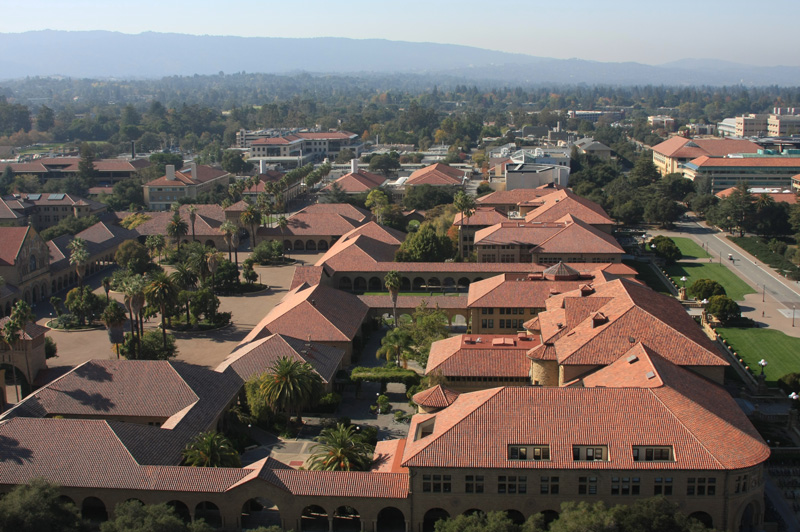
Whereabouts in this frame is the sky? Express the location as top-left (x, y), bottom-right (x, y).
top-left (3, 0), bottom-right (798, 67)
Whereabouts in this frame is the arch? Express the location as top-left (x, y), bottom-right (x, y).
top-left (318, 240), bottom-right (329, 251)
top-left (1, 364), bottom-right (31, 398)
top-left (443, 277), bottom-right (456, 289)
top-left (541, 510), bottom-right (559, 527)
top-left (306, 240), bottom-right (317, 251)
top-left (368, 276), bottom-right (382, 291)
top-left (427, 277), bottom-right (441, 290)
top-left (739, 501), bottom-right (757, 532)
top-left (338, 277), bottom-right (353, 291)
top-left (294, 240), bottom-right (305, 251)
top-left (398, 313), bottom-right (413, 326)
top-left (457, 277), bottom-right (470, 290)
top-left (58, 495), bottom-right (75, 507)
top-left (241, 497), bottom-right (280, 530)
top-left (195, 501), bottom-right (222, 529)
top-left (332, 506), bottom-right (360, 532)
top-left (353, 277), bottom-right (367, 293)
top-left (283, 240), bottom-right (292, 250)
top-left (51, 280), bottom-right (57, 295)
top-left (400, 277), bottom-right (411, 291)
top-left (23, 290), bottom-right (30, 304)
top-left (57, 278), bottom-right (63, 291)
top-left (32, 285), bottom-right (38, 303)
top-left (300, 505), bottom-right (328, 532)
top-left (412, 277), bottom-right (425, 291)
top-left (451, 314), bottom-right (468, 330)
top-left (205, 240), bottom-right (216, 249)
top-left (505, 510), bottom-right (525, 525)
top-left (423, 508), bottom-right (450, 532)
top-left (376, 507), bottom-right (405, 532)
top-left (689, 512), bottom-right (713, 529)
top-left (166, 500), bottom-right (191, 524)
top-left (81, 497), bottom-right (108, 524)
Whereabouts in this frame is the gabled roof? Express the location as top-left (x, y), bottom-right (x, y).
top-left (323, 170), bottom-right (386, 194)
top-left (314, 232), bottom-right (400, 271)
top-left (0, 226), bottom-right (32, 265)
top-left (297, 203), bottom-right (371, 223)
top-left (530, 217), bottom-right (623, 255)
top-left (0, 317), bottom-right (48, 341)
top-left (426, 334), bottom-right (538, 378)
top-left (406, 163), bottom-right (465, 186)
top-left (128, 205), bottom-right (226, 237)
top-left (524, 189), bottom-right (614, 226)
top-left (145, 165), bottom-right (229, 187)
top-left (240, 283), bottom-right (369, 346)
top-left (271, 470), bottom-right (408, 499)
top-left (217, 333), bottom-right (344, 385)
top-left (536, 278), bottom-right (727, 368)
top-left (467, 271), bottom-right (608, 309)
top-left (400, 382), bottom-right (768, 471)
top-left (452, 206), bottom-right (507, 227)
top-left (651, 137), bottom-right (760, 159)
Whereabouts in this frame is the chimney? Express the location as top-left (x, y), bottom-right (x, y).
top-left (351, 158), bottom-right (359, 174)
top-left (311, 299), bottom-right (316, 307)
top-left (166, 165), bottom-right (176, 181)
top-left (191, 162), bottom-right (197, 179)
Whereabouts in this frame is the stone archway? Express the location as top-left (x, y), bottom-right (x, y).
top-left (412, 277), bottom-right (425, 291)
top-left (353, 277), bottom-right (367, 292)
top-left (368, 276), bottom-right (382, 291)
top-left (195, 501), bottom-right (222, 529)
top-left (427, 277), bottom-right (441, 290)
top-left (294, 240), bottom-right (305, 251)
top-left (332, 506), bottom-right (360, 532)
top-left (739, 501), bottom-right (757, 532)
top-left (300, 505), bottom-right (328, 531)
top-left (339, 277), bottom-right (353, 291)
top-left (505, 510), bottom-right (525, 525)
top-left (241, 497), bottom-right (280, 530)
top-left (400, 277), bottom-right (411, 291)
top-left (81, 497), bottom-right (108, 525)
top-left (376, 507), bottom-right (405, 532)
top-left (423, 508), bottom-right (450, 532)
top-left (457, 277), bottom-right (470, 290)
top-left (167, 500), bottom-right (191, 523)
top-left (306, 240), bottom-right (317, 251)
top-left (205, 240), bottom-right (216, 248)
top-left (689, 511), bottom-right (713, 529)
top-left (318, 240), bottom-right (329, 251)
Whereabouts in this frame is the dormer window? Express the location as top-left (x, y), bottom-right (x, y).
top-left (572, 445), bottom-right (608, 461)
top-left (415, 418), bottom-right (435, 441)
top-left (633, 446), bottom-right (673, 461)
top-left (508, 445), bottom-right (550, 461)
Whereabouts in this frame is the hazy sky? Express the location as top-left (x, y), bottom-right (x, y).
top-left (3, 0), bottom-right (798, 66)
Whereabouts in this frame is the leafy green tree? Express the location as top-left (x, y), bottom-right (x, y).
top-left (148, 153), bottom-right (183, 175)
top-left (100, 500), bottom-right (211, 532)
top-left (376, 327), bottom-right (414, 368)
top-left (706, 295), bottom-right (741, 324)
top-left (308, 423), bottom-right (373, 471)
top-left (77, 143), bottom-right (97, 183)
top-left (39, 215), bottom-right (99, 241)
top-left (365, 189), bottom-right (390, 224)
top-left (115, 240), bottom-right (152, 274)
top-left (67, 237), bottom-right (90, 289)
top-left (649, 235), bottom-right (682, 264)
top-left (36, 105), bottom-right (55, 132)
top-left (0, 165), bottom-right (14, 195)
top-left (403, 184), bottom-right (458, 210)
top-left (64, 287), bottom-right (104, 326)
top-left (240, 202), bottom-right (261, 248)
top-left (396, 224), bottom-right (454, 262)
top-left (0, 478), bottom-right (86, 532)
top-left (320, 182), bottom-right (349, 204)
top-left (453, 190), bottom-right (476, 255)
top-left (182, 431), bottom-right (241, 468)
top-left (368, 151), bottom-right (401, 175)
top-left (211, 259), bottom-right (241, 294)
top-left (644, 196), bottom-right (684, 228)
top-left (689, 279), bottom-right (726, 300)
top-left (145, 234), bottom-right (166, 262)
top-left (257, 357), bottom-right (323, 425)
top-left (433, 510), bottom-right (519, 532)
top-left (334, 149), bottom-right (356, 163)
top-left (121, 329), bottom-right (177, 360)
top-left (221, 150), bottom-right (254, 174)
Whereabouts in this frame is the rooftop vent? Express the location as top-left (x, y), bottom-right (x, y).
top-left (628, 337), bottom-right (636, 344)
top-left (476, 337), bottom-right (482, 343)
top-left (627, 354), bottom-right (639, 364)
top-left (645, 371), bottom-right (656, 380)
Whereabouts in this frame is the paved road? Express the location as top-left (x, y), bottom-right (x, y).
top-left (662, 215), bottom-right (800, 316)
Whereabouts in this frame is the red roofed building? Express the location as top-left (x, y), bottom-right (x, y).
top-left (0, 225), bottom-right (51, 311)
top-left (0, 192), bottom-right (106, 231)
top-left (323, 159), bottom-right (387, 194)
top-left (4, 157), bottom-right (151, 184)
top-left (651, 137), bottom-right (760, 175)
top-left (143, 163), bottom-right (231, 211)
top-left (522, 189), bottom-right (614, 232)
top-left (405, 163), bottom-right (467, 187)
top-left (683, 155), bottom-right (800, 194)
top-left (247, 130), bottom-right (363, 168)
top-left (475, 184), bottom-right (562, 215)
top-left (258, 203), bottom-right (373, 252)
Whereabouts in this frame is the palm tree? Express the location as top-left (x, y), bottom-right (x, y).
top-left (171, 263), bottom-right (198, 324)
top-left (376, 327), bottom-right (414, 368)
top-left (220, 220), bottom-right (237, 262)
top-left (122, 275), bottom-right (147, 358)
top-left (166, 211), bottom-right (189, 250)
top-left (145, 272), bottom-right (178, 350)
top-left (101, 302), bottom-right (127, 359)
top-left (182, 431), bottom-right (241, 468)
top-left (384, 270), bottom-right (402, 328)
top-left (453, 191), bottom-right (476, 258)
top-left (187, 205), bottom-right (198, 242)
top-left (145, 234), bottom-right (166, 262)
top-left (308, 423), bottom-right (373, 471)
top-left (67, 237), bottom-right (89, 290)
top-left (207, 251), bottom-right (222, 293)
top-left (240, 203), bottom-right (260, 249)
top-left (259, 357), bottom-right (322, 425)
top-left (3, 301), bottom-right (36, 400)
top-left (278, 216), bottom-right (288, 258)
top-left (187, 245), bottom-right (212, 286)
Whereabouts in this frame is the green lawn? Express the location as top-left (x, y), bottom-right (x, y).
top-left (671, 237), bottom-right (711, 259)
top-left (623, 260), bottom-right (671, 295)
top-left (664, 262), bottom-right (755, 301)
top-left (716, 327), bottom-right (800, 385)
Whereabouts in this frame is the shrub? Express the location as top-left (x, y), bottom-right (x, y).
top-left (778, 373), bottom-right (800, 395)
top-left (52, 313), bottom-right (79, 329)
top-left (707, 295), bottom-right (741, 324)
top-left (120, 330), bottom-right (178, 360)
top-left (44, 336), bottom-right (58, 358)
top-left (689, 278), bottom-right (726, 300)
top-left (649, 235), bottom-right (682, 264)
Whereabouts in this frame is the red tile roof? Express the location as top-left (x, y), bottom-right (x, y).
top-left (474, 218), bottom-right (623, 256)
top-left (145, 165), bottom-right (229, 187)
top-left (453, 207), bottom-right (507, 227)
top-left (0, 226), bottom-right (32, 265)
top-left (715, 187), bottom-right (799, 204)
top-left (216, 333), bottom-right (344, 384)
top-left (240, 283), bottom-right (369, 345)
top-left (651, 137), bottom-right (760, 159)
top-left (524, 190), bottom-right (614, 226)
top-left (412, 385), bottom-right (460, 409)
top-left (476, 186), bottom-right (561, 208)
top-left (401, 383), bottom-right (768, 471)
top-left (128, 205), bottom-right (226, 237)
top-left (406, 163), bottom-right (465, 186)
top-left (689, 155), bottom-right (800, 168)
top-left (371, 439), bottom-right (409, 473)
top-left (467, 271), bottom-right (610, 309)
top-left (272, 470), bottom-right (409, 498)
top-left (323, 170), bottom-right (386, 194)
top-left (357, 294), bottom-right (467, 310)
top-left (426, 334), bottom-right (539, 378)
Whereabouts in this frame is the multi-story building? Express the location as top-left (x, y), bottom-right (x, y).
top-left (0, 193), bottom-right (106, 231)
top-left (650, 137), bottom-right (760, 176)
top-left (0, 226), bottom-right (52, 310)
top-left (735, 114), bottom-right (769, 137)
top-left (683, 155), bottom-right (800, 193)
top-left (4, 157), bottom-right (151, 185)
top-left (248, 131), bottom-right (363, 167)
top-left (768, 114), bottom-right (800, 136)
top-left (142, 164), bottom-right (231, 211)
top-left (648, 115), bottom-right (675, 131)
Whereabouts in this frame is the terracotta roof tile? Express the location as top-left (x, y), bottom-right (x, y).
top-left (524, 190), bottom-right (614, 226)
top-left (688, 156), bottom-right (800, 168)
top-left (371, 439), bottom-right (409, 473)
top-left (652, 137), bottom-right (760, 159)
top-left (412, 385), bottom-right (461, 409)
top-left (406, 163), bottom-right (465, 186)
top-left (0, 226), bottom-right (31, 265)
top-left (426, 334), bottom-right (539, 378)
top-left (273, 470), bottom-right (409, 498)
top-left (323, 170), bottom-right (386, 194)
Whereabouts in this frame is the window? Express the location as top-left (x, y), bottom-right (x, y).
top-left (465, 475), bottom-right (484, 494)
top-left (633, 446), bottom-right (673, 461)
top-left (687, 477), bottom-right (715, 496)
top-left (654, 477), bottom-right (673, 496)
top-left (540, 476), bottom-right (559, 494)
top-left (611, 477), bottom-right (639, 496)
top-left (508, 445), bottom-right (549, 461)
top-left (578, 476), bottom-right (597, 495)
top-left (573, 446), bottom-right (606, 461)
top-left (498, 475), bottom-right (526, 495)
top-left (735, 475), bottom-right (748, 494)
top-left (422, 474), bottom-right (451, 493)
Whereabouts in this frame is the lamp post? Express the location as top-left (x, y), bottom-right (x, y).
top-left (680, 276), bottom-right (687, 290)
top-left (790, 392), bottom-right (799, 401)
top-left (794, 305), bottom-right (796, 328)
top-left (763, 284), bottom-right (765, 303)
top-left (758, 359), bottom-right (767, 376)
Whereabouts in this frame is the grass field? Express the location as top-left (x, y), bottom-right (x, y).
top-left (623, 260), bottom-right (672, 295)
top-left (665, 262), bottom-right (755, 301)
top-left (716, 327), bottom-right (800, 385)
top-left (671, 237), bottom-right (711, 259)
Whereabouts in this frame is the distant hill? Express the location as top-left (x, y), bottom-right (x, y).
top-left (1, 30), bottom-right (799, 86)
